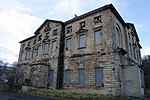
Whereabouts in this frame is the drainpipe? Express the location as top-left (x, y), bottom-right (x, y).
top-left (56, 23), bottom-right (65, 89)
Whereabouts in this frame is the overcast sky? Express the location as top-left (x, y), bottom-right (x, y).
top-left (0, 0), bottom-right (150, 63)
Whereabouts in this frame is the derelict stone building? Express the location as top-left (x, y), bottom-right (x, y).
top-left (17, 4), bottom-right (144, 96)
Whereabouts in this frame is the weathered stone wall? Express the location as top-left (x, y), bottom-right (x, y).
top-left (63, 9), bottom-right (125, 95)
top-left (17, 21), bottom-right (63, 88)
top-left (17, 4), bottom-right (144, 96)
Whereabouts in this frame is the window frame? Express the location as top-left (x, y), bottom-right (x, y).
top-left (79, 21), bottom-right (85, 29)
top-left (25, 50), bottom-right (30, 60)
top-left (78, 68), bottom-right (85, 87)
top-left (66, 38), bottom-right (72, 50)
top-left (31, 49), bottom-right (34, 58)
top-left (38, 35), bottom-right (42, 41)
top-left (67, 26), bottom-right (72, 34)
top-left (116, 26), bottom-right (120, 48)
top-left (43, 43), bottom-right (49, 55)
top-left (95, 67), bottom-right (103, 87)
top-left (33, 39), bottom-right (36, 45)
top-left (53, 29), bottom-right (58, 36)
top-left (37, 45), bottom-right (41, 56)
top-left (94, 30), bottom-right (102, 45)
top-left (48, 70), bottom-right (54, 86)
top-left (20, 51), bottom-right (24, 61)
top-left (94, 15), bottom-right (102, 24)
top-left (45, 32), bottom-right (50, 39)
top-left (51, 40), bottom-right (57, 52)
top-left (64, 69), bottom-right (70, 86)
top-left (79, 33), bottom-right (86, 49)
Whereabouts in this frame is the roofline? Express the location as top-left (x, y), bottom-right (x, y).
top-left (19, 35), bottom-right (36, 43)
top-left (126, 23), bottom-right (140, 42)
top-left (34, 19), bottom-right (64, 35)
top-left (65, 4), bottom-right (125, 26)
top-left (138, 42), bottom-right (142, 49)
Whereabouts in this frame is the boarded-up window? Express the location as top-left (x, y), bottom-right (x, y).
top-left (95, 67), bottom-right (103, 87)
top-left (78, 68), bottom-right (85, 87)
top-left (64, 69), bottom-right (70, 86)
top-left (49, 70), bottom-right (54, 86)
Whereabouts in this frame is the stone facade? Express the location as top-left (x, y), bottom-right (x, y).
top-left (17, 4), bottom-right (144, 96)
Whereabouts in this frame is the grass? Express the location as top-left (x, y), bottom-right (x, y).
top-left (18, 88), bottom-right (141, 100)
top-left (145, 90), bottom-right (150, 96)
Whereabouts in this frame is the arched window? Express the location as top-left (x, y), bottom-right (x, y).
top-left (115, 24), bottom-right (121, 48)
top-left (31, 68), bottom-right (37, 75)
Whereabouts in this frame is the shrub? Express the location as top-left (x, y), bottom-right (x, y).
top-left (20, 88), bottom-right (135, 100)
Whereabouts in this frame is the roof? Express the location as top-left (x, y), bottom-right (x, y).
top-left (19, 35), bottom-right (36, 43)
top-left (20, 4), bottom-right (140, 44)
top-left (34, 19), bottom-right (63, 35)
top-left (19, 19), bottom-right (63, 43)
top-left (65, 4), bottom-right (125, 26)
top-left (126, 23), bottom-right (140, 42)
top-left (138, 42), bottom-right (142, 49)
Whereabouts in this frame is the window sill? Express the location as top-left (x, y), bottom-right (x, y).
top-left (78, 47), bottom-right (86, 50)
top-left (94, 43), bottom-right (102, 45)
top-left (66, 49), bottom-right (72, 51)
top-left (43, 53), bottom-right (48, 55)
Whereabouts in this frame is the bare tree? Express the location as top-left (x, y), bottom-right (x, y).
top-left (0, 60), bottom-right (4, 66)
top-left (9, 62), bottom-right (17, 68)
top-left (142, 55), bottom-right (150, 89)
top-left (3, 62), bottom-right (9, 67)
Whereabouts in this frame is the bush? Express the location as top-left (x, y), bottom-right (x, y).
top-left (145, 90), bottom-right (150, 96)
top-left (23, 79), bottom-right (32, 86)
top-left (20, 88), bottom-right (134, 100)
